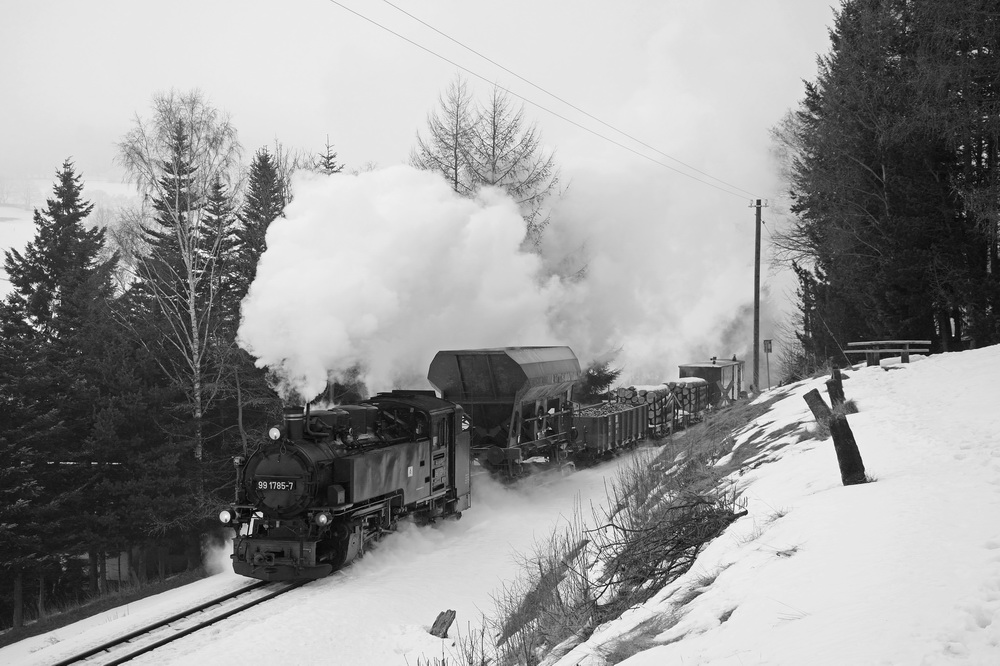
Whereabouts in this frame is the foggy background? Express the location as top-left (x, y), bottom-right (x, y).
top-left (0, 0), bottom-right (836, 391)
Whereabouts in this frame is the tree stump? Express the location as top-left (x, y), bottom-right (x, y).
top-left (430, 609), bottom-right (457, 638)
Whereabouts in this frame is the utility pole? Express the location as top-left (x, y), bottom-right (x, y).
top-left (751, 199), bottom-right (766, 392)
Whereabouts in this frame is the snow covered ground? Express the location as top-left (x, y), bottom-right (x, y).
top-left (555, 346), bottom-right (1000, 666)
top-left (3, 345), bottom-right (1000, 665)
top-left (1, 461), bottom-right (629, 666)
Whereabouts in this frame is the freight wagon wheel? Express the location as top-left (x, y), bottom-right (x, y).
top-left (486, 445), bottom-right (508, 467)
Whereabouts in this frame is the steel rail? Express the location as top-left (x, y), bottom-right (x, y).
top-left (51, 579), bottom-right (306, 665)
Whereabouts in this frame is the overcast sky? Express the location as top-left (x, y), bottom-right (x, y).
top-left (0, 0), bottom-right (840, 382)
top-left (1, 0), bottom-right (833, 184)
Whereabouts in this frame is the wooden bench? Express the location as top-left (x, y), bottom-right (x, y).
top-left (845, 340), bottom-right (931, 366)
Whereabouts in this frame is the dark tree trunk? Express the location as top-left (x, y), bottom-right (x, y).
top-left (37, 572), bottom-right (46, 619)
top-left (88, 550), bottom-right (99, 596)
top-left (131, 544), bottom-right (147, 586)
top-left (157, 544), bottom-right (167, 582)
top-left (12, 571), bottom-right (24, 628)
top-left (99, 552), bottom-right (107, 594)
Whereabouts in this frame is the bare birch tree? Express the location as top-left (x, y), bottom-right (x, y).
top-left (116, 89), bottom-right (242, 462)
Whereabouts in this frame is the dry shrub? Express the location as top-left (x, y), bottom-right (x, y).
top-left (431, 400), bottom-right (766, 666)
top-left (491, 500), bottom-right (595, 665)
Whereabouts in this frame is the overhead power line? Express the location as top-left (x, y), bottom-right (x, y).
top-left (380, 0), bottom-right (758, 199)
top-left (323, 0), bottom-right (754, 200)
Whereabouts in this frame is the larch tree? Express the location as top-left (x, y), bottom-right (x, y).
top-left (412, 76), bottom-right (560, 245)
top-left (467, 85), bottom-right (559, 245)
top-left (410, 74), bottom-right (477, 196)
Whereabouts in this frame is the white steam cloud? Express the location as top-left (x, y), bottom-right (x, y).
top-left (238, 166), bottom-right (562, 401)
top-left (239, 164), bottom-right (774, 402)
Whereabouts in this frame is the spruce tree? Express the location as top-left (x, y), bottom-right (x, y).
top-left (231, 147), bottom-right (284, 304)
top-left (314, 136), bottom-right (344, 175)
top-left (0, 160), bottom-right (117, 625)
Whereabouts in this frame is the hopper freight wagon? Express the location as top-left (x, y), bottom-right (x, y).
top-left (428, 346), bottom-right (584, 478)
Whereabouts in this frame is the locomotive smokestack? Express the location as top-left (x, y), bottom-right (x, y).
top-left (284, 406), bottom-right (304, 440)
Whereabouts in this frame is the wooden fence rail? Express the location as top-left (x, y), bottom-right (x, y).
top-left (845, 339), bottom-right (931, 366)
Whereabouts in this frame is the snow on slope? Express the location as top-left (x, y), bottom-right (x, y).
top-left (555, 346), bottom-right (1000, 666)
top-left (3, 346), bottom-right (999, 666)
top-left (0, 462), bottom-right (631, 666)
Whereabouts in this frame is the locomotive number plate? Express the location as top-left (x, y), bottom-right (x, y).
top-left (256, 479), bottom-right (297, 491)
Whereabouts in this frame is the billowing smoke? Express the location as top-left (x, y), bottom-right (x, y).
top-left (239, 164), bottom-right (777, 402)
top-left (238, 166), bottom-right (562, 402)
top-left (539, 167), bottom-right (768, 387)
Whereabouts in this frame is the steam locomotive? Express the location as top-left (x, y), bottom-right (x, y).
top-left (220, 346), bottom-right (725, 581)
top-left (219, 391), bottom-right (471, 581)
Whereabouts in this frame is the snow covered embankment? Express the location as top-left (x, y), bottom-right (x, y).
top-left (554, 346), bottom-right (1000, 666)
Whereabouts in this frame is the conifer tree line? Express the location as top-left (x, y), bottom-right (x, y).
top-left (0, 90), bottom-right (341, 630)
top-left (773, 0), bottom-right (1000, 376)
top-left (0, 79), bottom-right (558, 630)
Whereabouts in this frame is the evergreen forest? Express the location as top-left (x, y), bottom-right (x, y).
top-left (773, 0), bottom-right (1000, 376)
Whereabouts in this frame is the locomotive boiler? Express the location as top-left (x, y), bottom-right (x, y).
top-left (219, 391), bottom-right (471, 581)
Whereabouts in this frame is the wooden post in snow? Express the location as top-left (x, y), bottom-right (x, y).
top-left (803, 388), bottom-right (832, 422)
top-left (826, 368), bottom-right (846, 408)
top-left (430, 609), bottom-right (457, 638)
top-left (829, 415), bottom-right (867, 485)
top-left (802, 389), bottom-right (867, 486)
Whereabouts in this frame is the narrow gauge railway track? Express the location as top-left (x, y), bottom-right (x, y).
top-left (51, 579), bottom-right (307, 665)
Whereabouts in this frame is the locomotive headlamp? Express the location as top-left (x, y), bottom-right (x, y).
top-left (268, 426), bottom-right (283, 441)
top-left (314, 512), bottom-right (332, 527)
top-left (219, 509), bottom-right (236, 524)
